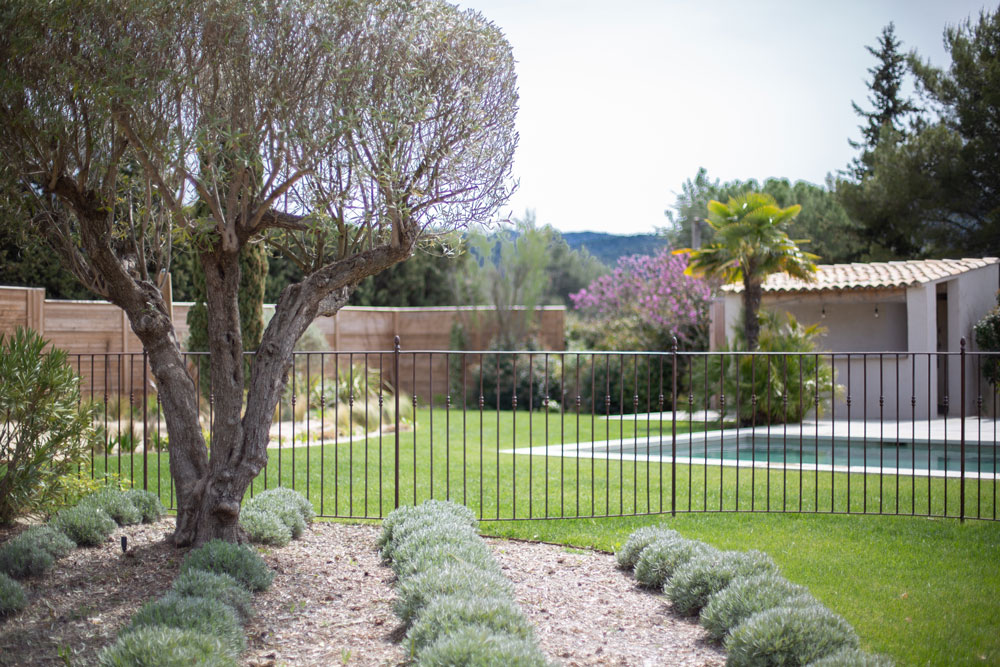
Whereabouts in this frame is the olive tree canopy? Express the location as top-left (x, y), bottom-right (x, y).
top-left (0, 0), bottom-right (518, 545)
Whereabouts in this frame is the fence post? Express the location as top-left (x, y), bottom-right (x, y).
top-left (394, 335), bottom-right (401, 510)
top-left (142, 351), bottom-right (148, 491)
top-left (671, 337), bottom-right (678, 518)
top-left (960, 337), bottom-right (966, 523)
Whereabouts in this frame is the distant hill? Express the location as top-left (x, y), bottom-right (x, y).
top-left (560, 232), bottom-right (668, 267)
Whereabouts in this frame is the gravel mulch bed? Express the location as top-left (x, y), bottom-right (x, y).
top-left (1, 519), bottom-right (726, 666)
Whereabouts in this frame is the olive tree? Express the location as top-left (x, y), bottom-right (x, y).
top-left (0, 0), bottom-right (517, 546)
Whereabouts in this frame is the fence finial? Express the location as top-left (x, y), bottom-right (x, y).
top-left (960, 336), bottom-right (966, 351)
top-left (394, 335), bottom-right (400, 352)
top-left (671, 336), bottom-right (678, 353)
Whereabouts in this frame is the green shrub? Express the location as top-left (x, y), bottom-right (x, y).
top-left (171, 569), bottom-right (254, 622)
top-left (240, 507), bottom-right (292, 547)
top-left (246, 487), bottom-right (315, 522)
top-left (0, 328), bottom-right (94, 525)
top-left (807, 647), bottom-right (896, 667)
top-left (0, 572), bottom-right (27, 616)
top-left (393, 538), bottom-right (496, 581)
top-left (79, 488), bottom-right (143, 526)
top-left (394, 561), bottom-right (513, 628)
top-left (633, 537), bottom-right (714, 589)
top-left (377, 504), bottom-right (422, 553)
top-left (124, 489), bottom-right (166, 523)
top-left (52, 504), bottom-right (117, 546)
top-left (17, 524), bottom-right (75, 559)
top-left (390, 523), bottom-right (484, 572)
top-left (700, 572), bottom-right (813, 641)
top-left (666, 550), bottom-right (778, 617)
top-left (180, 539), bottom-right (274, 592)
top-left (615, 525), bottom-right (680, 571)
top-left (97, 626), bottom-right (236, 667)
top-left (416, 625), bottom-right (549, 667)
top-left (125, 593), bottom-right (244, 657)
top-left (726, 604), bottom-right (859, 667)
top-left (0, 534), bottom-right (53, 578)
top-left (974, 292), bottom-right (1000, 388)
top-left (406, 594), bottom-right (533, 653)
top-left (378, 500), bottom-right (477, 558)
top-left (381, 513), bottom-right (478, 564)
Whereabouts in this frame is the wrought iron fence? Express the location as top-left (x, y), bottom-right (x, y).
top-left (70, 338), bottom-right (999, 522)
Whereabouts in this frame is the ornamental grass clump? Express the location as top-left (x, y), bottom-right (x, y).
top-left (171, 569), bottom-right (254, 622)
top-left (615, 525), bottom-right (680, 570)
top-left (240, 507), bottom-right (292, 547)
top-left (806, 647), bottom-right (895, 666)
top-left (124, 489), bottom-right (166, 523)
top-left (406, 594), bottom-right (534, 653)
top-left (52, 504), bottom-right (116, 546)
top-left (125, 593), bottom-right (245, 657)
top-left (78, 487), bottom-right (143, 526)
top-left (633, 537), bottom-right (715, 589)
top-left (725, 604), bottom-right (859, 667)
top-left (394, 560), bottom-right (513, 628)
top-left (180, 540), bottom-right (273, 592)
top-left (416, 625), bottom-right (549, 667)
top-left (97, 626), bottom-right (236, 667)
top-left (700, 572), bottom-right (814, 641)
top-left (0, 572), bottom-right (27, 616)
top-left (666, 550), bottom-right (778, 617)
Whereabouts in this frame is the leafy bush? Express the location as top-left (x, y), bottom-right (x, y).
top-left (180, 540), bottom-right (273, 592)
top-left (246, 487), bottom-right (315, 523)
top-left (726, 604), bottom-right (859, 667)
top-left (171, 569), bottom-right (254, 622)
top-left (615, 525), bottom-right (680, 571)
top-left (12, 524), bottom-right (75, 559)
top-left (665, 550), bottom-right (777, 617)
top-left (0, 572), bottom-right (27, 616)
top-left (52, 505), bottom-right (117, 546)
top-left (807, 647), bottom-right (895, 667)
top-left (416, 625), bottom-right (549, 667)
top-left (0, 533), bottom-right (53, 578)
top-left (633, 537), bottom-right (715, 589)
top-left (701, 311), bottom-right (838, 426)
top-left (240, 507), bottom-right (292, 547)
top-left (125, 593), bottom-right (245, 657)
top-left (124, 489), bottom-right (166, 523)
top-left (389, 522), bottom-right (484, 571)
top-left (700, 572), bottom-right (813, 641)
top-left (974, 292), bottom-right (1000, 388)
top-left (394, 561), bottom-right (513, 628)
top-left (406, 594), bottom-right (533, 653)
top-left (0, 328), bottom-right (94, 525)
top-left (79, 488), bottom-right (143, 526)
top-left (377, 501), bottom-right (476, 554)
top-left (97, 625), bottom-right (236, 667)
top-left (393, 538), bottom-right (496, 581)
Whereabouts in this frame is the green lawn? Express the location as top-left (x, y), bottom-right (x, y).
top-left (93, 407), bottom-right (999, 666)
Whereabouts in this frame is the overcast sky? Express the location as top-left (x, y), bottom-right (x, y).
top-left (457, 0), bottom-right (993, 235)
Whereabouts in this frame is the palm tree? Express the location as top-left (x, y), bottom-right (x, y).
top-left (674, 192), bottom-right (818, 350)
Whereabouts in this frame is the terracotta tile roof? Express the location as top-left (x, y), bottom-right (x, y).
top-left (722, 258), bottom-right (999, 294)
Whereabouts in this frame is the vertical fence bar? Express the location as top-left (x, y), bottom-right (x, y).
top-left (393, 337), bottom-right (400, 510)
top-left (671, 338), bottom-right (677, 517)
top-left (142, 351), bottom-right (148, 491)
top-left (960, 338), bottom-right (966, 523)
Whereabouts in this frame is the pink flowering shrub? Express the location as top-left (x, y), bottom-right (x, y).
top-left (570, 250), bottom-right (711, 350)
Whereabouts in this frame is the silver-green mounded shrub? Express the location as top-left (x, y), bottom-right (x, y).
top-left (807, 647), bottom-right (896, 667)
top-left (180, 539), bottom-right (274, 592)
top-left (97, 626), bottom-right (236, 667)
top-left (52, 504), bottom-right (117, 546)
top-left (0, 535), bottom-right (53, 578)
top-left (416, 625), bottom-right (549, 667)
top-left (125, 593), bottom-right (244, 657)
top-left (394, 561), bottom-right (513, 628)
top-left (633, 538), bottom-right (715, 589)
top-left (665, 549), bottom-right (778, 617)
top-left (79, 488), bottom-right (143, 526)
top-left (726, 604), bottom-right (859, 667)
top-left (378, 500), bottom-right (476, 555)
top-left (16, 524), bottom-right (75, 559)
top-left (393, 538), bottom-right (496, 582)
top-left (615, 525), bottom-right (680, 570)
top-left (0, 572), bottom-right (27, 616)
top-left (124, 489), bottom-right (166, 523)
top-left (406, 594), bottom-right (534, 653)
top-left (171, 569), bottom-right (254, 622)
top-left (240, 507), bottom-right (292, 547)
top-left (247, 487), bottom-right (315, 522)
top-left (380, 513), bottom-right (476, 564)
top-left (700, 572), bottom-right (814, 641)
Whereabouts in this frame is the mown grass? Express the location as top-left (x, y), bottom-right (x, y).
top-left (93, 407), bottom-right (999, 666)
